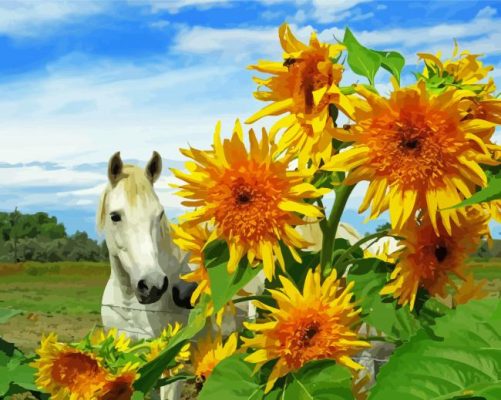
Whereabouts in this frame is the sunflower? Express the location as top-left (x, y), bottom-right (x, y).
top-left (323, 81), bottom-right (497, 234)
top-left (453, 274), bottom-right (489, 306)
top-left (146, 323), bottom-right (190, 376)
top-left (418, 45), bottom-right (500, 139)
top-left (171, 222), bottom-right (211, 305)
top-left (243, 268), bottom-right (370, 393)
top-left (172, 120), bottom-right (327, 280)
top-left (89, 327), bottom-right (130, 352)
top-left (418, 44), bottom-right (493, 87)
top-left (98, 363), bottom-right (139, 400)
top-left (32, 333), bottom-right (108, 400)
top-left (191, 332), bottom-right (238, 384)
top-left (245, 23), bottom-right (353, 167)
top-left (380, 206), bottom-right (491, 310)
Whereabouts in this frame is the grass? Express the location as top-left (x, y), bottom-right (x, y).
top-left (0, 261), bottom-right (109, 315)
top-left (0, 261), bottom-right (109, 353)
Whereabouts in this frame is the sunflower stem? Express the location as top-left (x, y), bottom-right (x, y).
top-left (320, 184), bottom-right (355, 273)
top-left (126, 342), bottom-right (153, 354)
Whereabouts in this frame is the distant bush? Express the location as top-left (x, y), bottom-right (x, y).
top-left (0, 210), bottom-right (108, 262)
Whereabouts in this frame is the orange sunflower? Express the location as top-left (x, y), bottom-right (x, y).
top-left (243, 268), bottom-right (370, 393)
top-left (98, 363), bottom-right (139, 400)
top-left (246, 23), bottom-right (353, 167)
top-left (32, 333), bottom-right (108, 400)
top-left (323, 81), bottom-right (498, 234)
top-left (172, 120), bottom-right (327, 280)
top-left (380, 206), bottom-right (491, 309)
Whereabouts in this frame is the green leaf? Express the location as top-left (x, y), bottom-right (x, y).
top-left (204, 240), bottom-right (261, 312)
top-left (0, 308), bottom-right (22, 324)
top-left (369, 298), bottom-right (501, 400)
top-left (284, 360), bottom-right (353, 400)
top-left (450, 175), bottom-right (501, 208)
top-left (199, 354), bottom-right (264, 400)
top-left (267, 244), bottom-right (319, 291)
top-left (0, 337), bottom-right (17, 366)
top-left (343, 27), bottom-right (381, 85)
top-left (347, 258), bottom-right (421, 341)
top-left (133, 295), bottom-right (209, 393)
top-left (376, 50), bottom-right (405, 83)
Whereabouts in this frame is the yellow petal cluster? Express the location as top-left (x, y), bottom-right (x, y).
top-left (32, 333), bottom-right (114, 399)
top-left (323, 81), bottom-right (498, 234)
top-left (146, 323), bottom-right (190, 376)
top-left (243, 268), bottom-right (370, 393)
top-left (171, 221), bottom-right (212, 305)
top-left (246, 23), bottom-right (353, 167)
top-left (172, 120), bottom-right (328, 280)
top-left (381, 206), bottom-right (491, 309)
top-left (191, 332), bottom-right (238, 382)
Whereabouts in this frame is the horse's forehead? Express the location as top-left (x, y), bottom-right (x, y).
top-left (106, 182), bottom-right (160, 214)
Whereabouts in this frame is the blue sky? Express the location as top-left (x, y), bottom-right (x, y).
top-left (0, 0), bottom-right (500, 239)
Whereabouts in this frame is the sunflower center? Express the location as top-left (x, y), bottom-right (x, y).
top-left (300, 323), bottom-right (319, 346)
top-left (235, 187), bottom-right (252, 205)
top-left (368, 105), bottom-right (461, 187)
top-left (434, 244), bottom-right (448, 263)
top-left (51, 352), bottom-right (102, 389)
top-left (290, 54), bottom-right (332, 115)
top-left (214, 172), bottom-right (288, 243)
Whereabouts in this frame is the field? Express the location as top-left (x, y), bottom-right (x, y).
top-left (0, 261), bottom-right (109, 352)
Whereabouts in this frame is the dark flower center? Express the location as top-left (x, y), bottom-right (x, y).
top-left (434, 245), bottom-right (448, 263)
top-left (402, 138), bottom-right (419, 149)
top-left (300, 323), bottom-right (319, 347)
top-left (236, 192), bottom-right (251, 204)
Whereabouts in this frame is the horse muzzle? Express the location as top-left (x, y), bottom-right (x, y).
top-left (136, 276), bottom-right (169, 304)
top-left (172, 281), bottom-right (198, 309)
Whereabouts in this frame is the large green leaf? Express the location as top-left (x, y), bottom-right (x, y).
top-left (346, 258), bottom-right (421, 341)
top-left (369, 298), bottom-right (501, 400)
top-left (133, 295), bottom-right (209, 393)
top-left (205, 240), bottom-right (261, 312)
top-left (199, 354), bottom-right (264, 400)
top-left (283, 360), bottom-right (353, 400)
top-left (376, 50), bottom-right (405, 83)
top-left (0, 338), bottom-right (39, 397)
top-left (343, 28), bottom-right (381, 86)
top-left (450, 175), bottom-right (501, 208)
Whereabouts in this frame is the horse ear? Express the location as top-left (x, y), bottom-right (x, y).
top-left (108, 151), bottom-right (123, 185)
top-left (146, 151), bottom-right (162, 183)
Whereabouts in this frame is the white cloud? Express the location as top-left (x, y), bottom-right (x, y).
top-left (0, 0), bottom-right (106, 37)
top-left (0, 165), bottom-right (104, 187)
top-left (318, 11), bottom-right (501, 53)
top-left (172, 25), bottom-right (280, 58)
top-left (476, 6), bottom-right (497, 19)
top-left (0, 53), bottom-right (257, 166)
top-left (312, 0), bottom-right (373, 23)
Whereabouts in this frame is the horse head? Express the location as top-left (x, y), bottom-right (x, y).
top-left (98, 151), bottom-right (195, 306)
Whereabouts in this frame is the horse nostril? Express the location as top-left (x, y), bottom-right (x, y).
top-left (137, 279), bottom-right (149, 293)
top-left (162, 276), bottom-right (169, 291)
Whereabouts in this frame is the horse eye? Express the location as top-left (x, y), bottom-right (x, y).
top-left (159, 210), bottom-right (165, 220)
top-left (110, 213), bottom-right (122, 222)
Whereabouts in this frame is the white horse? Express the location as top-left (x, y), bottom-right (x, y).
top-left (97, 151), bottom-right (196, 400)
